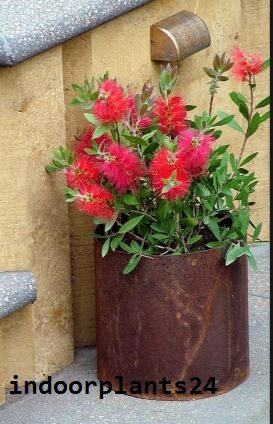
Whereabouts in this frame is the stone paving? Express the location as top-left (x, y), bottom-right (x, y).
top-left (0, 244), bottom-right (269, 424)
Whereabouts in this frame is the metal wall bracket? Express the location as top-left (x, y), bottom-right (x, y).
top-left (150, 10), bottom-right (211, 62)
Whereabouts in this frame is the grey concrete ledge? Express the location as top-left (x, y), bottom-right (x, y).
top-left (0, 0), bottom-right (153, 67)
top-left (0, 272), bottom-right (37, 319)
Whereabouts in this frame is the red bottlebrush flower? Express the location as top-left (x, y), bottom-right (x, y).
top-left (150, 148), bottom-right (191, 201)
top-left (65, 156), bottom-right (101, 190)
top-left (75, 128), bottom-right (111, 156)
top-left (99, 143), bottom-right (146, 193)
top-left (76, 183), bottom-right (116, 221)
top-left (153, 96), bottom-right (187, 136)
top-left (231, 46), bottom-right (264, 81)
top-left (178, 129), bottom-right (214, 177)
top-left (139, 116), bottom-right (152, 128)
top-left (93, 79), bottom-right (129, 124)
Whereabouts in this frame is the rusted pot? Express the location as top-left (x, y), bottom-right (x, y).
top-left (95, 242), bottom-right (249, 400)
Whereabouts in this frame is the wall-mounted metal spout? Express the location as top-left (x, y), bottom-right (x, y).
top-left (150, 10), bottom-right (211, 62)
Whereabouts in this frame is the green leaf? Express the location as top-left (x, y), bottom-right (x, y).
top-left (118, 215), bottom-right (144, 234)
top-left (240, 152), bottom-right (258, 166)
top-left (259, 110), bottom-right (270, 123)
top-left (253, 222), bottom-right (262, 242)
top-left (105, 220), bottom-right (116, 232)
top-left (142, 129), bottom-right (158, 141)
top-left (188, 235), bottom-right (202, 245)
top-left (225, 243), bottom-right (251, 265)
top-left (238, 209), bottom-right (249, 236)
top-left (92, 125), bottom-right (109, 139)
top-left (261, 58), bottom-right (270, 71)
top-left (152, 233), bottom-right (168, 241)
top-left (208, 216), bottom-right (221, 240)
top-left (247, 250), bottom-right (257, 271)
top-left (123, 255), bottom-right (141, 274)
top-left (84, 113), bottom-right (99, 125)
top-left (203, 67), bottom-right (217, 78)
top-left (72, 83), bottom-right (85, 96)
top-left (217, 111), bottom-right (244, 133)
top-left (143, 141), bottom-right (159, 155)
top-left (214, 114), bottom-right (235, 127)
top-left (255, 96), bottom-right (270, 108)
top-left (101, 237), bottom-right (110, 257)
top-left (45, 165), bottom-right (58, 173)
top-left (196, 183), bottom-right (210, 197)
top-left (151, 223), bottom-right (166, 233)
top-left (185, 105), bottom-right (197, 111)
top-left (70, 97), bottom-right (85, 106)
top-left (111, 234), bottom-right (124, 251)
top-left (206, 241), bottom-right (227, 248)
top-left (122, 135), bottom-right (147, 146)
top-left (181, 217), bottom-right (199, 227)
top-left (130, 240), bottom-right (142, 253)
top-left (122, 194), bottom-right (140, 206)
top-left (119, 241), bottom-right (133, 253)
top-left (247, 112), bottom-right (260, 137)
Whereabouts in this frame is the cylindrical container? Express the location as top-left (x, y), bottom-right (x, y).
top-left (95, 241), bottom-right (249, 400)
top-left (150, 10), bottom-right (211, 62)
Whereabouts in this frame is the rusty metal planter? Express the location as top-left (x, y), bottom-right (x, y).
top-left (95, 241), bottom-right (249, 400)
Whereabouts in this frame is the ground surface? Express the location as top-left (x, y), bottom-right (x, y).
top-left (0, 245), bottom-right (269, 424)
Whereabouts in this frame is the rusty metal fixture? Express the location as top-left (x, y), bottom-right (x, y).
top-left (95, 242), bottom-right (249, 400)
top-left (150, 10), bottom-right (211, 62)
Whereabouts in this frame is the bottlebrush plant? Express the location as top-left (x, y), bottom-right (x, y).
top-left (47, 46), bottom-right (270, 274)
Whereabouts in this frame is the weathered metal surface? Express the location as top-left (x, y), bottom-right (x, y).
top-left (95, 242), bottom-right (249, 400)
top-left (150, 10), bottom-right (211, 62)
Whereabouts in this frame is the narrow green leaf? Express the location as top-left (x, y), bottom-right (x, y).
top-left (92, 125), bottom-right (109, 139)
top-left (105, 220), bottom-right (116, 232)
top-left (123, 255), bottom-right (141, 274)
top-left (247, 112), bottom-right (260, 137)
top-left (206, 241), bottom-right (227, 248)
top-left (196, 183), bottom-right (210, 197)
top-left (119, 241), bottom-right (133, 253)
top-left (259, 110), bottom-right (270, 123)
top-left (261, 58), bottom-right (270, 71)
top-left (217, 111), bottom-right (244, 133)
top-left (185, 105), bottom-right (197, 111)
top-left (240, 152), bottom-right (258, 167)
top-left (142, 129), bottom-right (158, 141)
top-left (247, 250), bottom-right (257, 271)
top-left (122, 135), bottom-right (147, 146)
top-left (153, 233), bottom-right (168, 241)
top-left (181, 217), bottom-right (199, 227)
top-left (45, 165), bottom-right (58, 173)
top-left (101, 237), bottom-right (110, 257)
top-left (122, 194), bottom-right (139, 206)
top-left (111, 234), bottom-right (124, 251)
top-left (253, 222), bottom-right (262, 242)
top-left (225, 243), bottom-right (251, 265)
top-left (255, 96), bottom-right (270, 108)
top-left (118, 215), bottom-right (144, 234)
top-left (70, 97), bottom-right (85, 106)
top-left (188, 235), bottom-right (202, 245)
top-left (84, 113), bottom-right (99, 125)
top-left (208, 216), bottom-right (221, 240)
top-left (214, 114), bottom-right (235, 126)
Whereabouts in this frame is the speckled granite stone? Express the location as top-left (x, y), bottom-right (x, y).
top-left (0, 0), bottom-right (153, 66)
top-left (0, 272), bottom-right (37, 319)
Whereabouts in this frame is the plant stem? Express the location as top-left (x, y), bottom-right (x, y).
top-left (129, 210), bottom-right (157, 222)
top-left (209, 95), bottom-right (214, 115)
top-left (115, 123), bottom-right (121, 143)
top-left (238, 75), bottom-right (255, 164)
